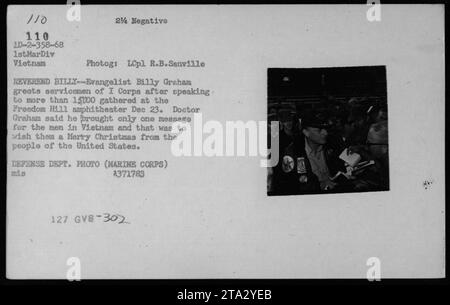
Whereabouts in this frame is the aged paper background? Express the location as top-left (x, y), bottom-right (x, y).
top-left (7, 5), bottom-right (445, 278)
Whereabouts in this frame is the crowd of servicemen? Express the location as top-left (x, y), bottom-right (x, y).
top-left (267, 97), bottom-right (389, 195)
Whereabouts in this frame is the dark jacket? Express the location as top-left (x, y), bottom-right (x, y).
top-left (270, 134), bottom-right (346, 195)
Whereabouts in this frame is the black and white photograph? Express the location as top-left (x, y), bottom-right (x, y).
top-left (2, 1), bottom-right (446, 291)
top-left (268, 66), bottom-right (389, 196)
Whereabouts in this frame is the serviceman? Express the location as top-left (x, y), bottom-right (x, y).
top-left (277, 107), bottom-right (297, 154)
top-left (348, 119), bottom-right (389, 191)
top-left (271, 110), bottom-right (346, 195)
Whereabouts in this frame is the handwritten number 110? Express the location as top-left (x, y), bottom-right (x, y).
top-left (26, 14), bottom-right (47, 24)
top-left (26, 32), bottom-right (49, 41)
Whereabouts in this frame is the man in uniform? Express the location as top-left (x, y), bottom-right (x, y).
top-left (271, 110), bottom-right (346, 195)
top-left (277, 107), bottom-right (296, 154)
top-left (348, 119), bottom-right (389, 192)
